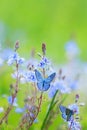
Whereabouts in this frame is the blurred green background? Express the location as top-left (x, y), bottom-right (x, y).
top-left (0, 0), bottom-right (87, 129)
top-left (0, 0), bottom-right (87, 61)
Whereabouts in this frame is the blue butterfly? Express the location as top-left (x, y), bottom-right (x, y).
top-left (59, 105), bottom-right (74, 121)
top-left (35, 69), bottom-right (56, 91)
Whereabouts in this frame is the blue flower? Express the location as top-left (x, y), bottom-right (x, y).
top-left (38, 57), bottom-right (49, 68)
top-left (56, 81), bottom-right (70, 93)
top-left (17, 58), bottom-right (24, 64)
top-left (69, 80), bottom-right (78, 91)
top-left (68, 104), bottom-right (79, 114)
top-left (65, 40), bottom-right (80, 59)
top-left (8, 96), bottom-right (18, 106)
top-left (24, 71), bottom-right (36, 83)
top-left (7, 53), bottom-right (18, 65)
top-left (65, 40), bottom-right (80, 54)
top-left (68, 120), bottom-right (81, 130)
top-left (11, 70), bottom-right (22, 79)
top-left (34, 118), bottom-right (38, 123)
top-left (1, 48), bottom-right (13, 61)
top-left (49, 80), bottom-right (70, 98)
top-left (7, 52), bottom-right (24, 65)
top-left (30, 112), bottom-right (35, 118)
top-left (15, 108), bottom-right (25, 113)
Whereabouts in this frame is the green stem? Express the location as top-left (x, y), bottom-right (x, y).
top-left (41, 90), bottom-right (58, 130)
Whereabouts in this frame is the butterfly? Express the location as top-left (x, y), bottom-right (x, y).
top-left (35, 69), bottom-right (56, 91)
top-left (59, 105), bottom-right (74, 121)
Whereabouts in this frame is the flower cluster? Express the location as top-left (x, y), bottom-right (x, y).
top-left (0, 41), bottom-right (84, 130)
top-left (7, 52), bottom-right (24, 66)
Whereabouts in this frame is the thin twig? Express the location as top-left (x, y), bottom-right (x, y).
top-left (0, 62), bottom-right (19, 125)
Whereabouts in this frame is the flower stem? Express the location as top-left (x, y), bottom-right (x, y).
top-left (18, 92), bottom-right (43, 129)
top-left (41, 90), bottom-right (58, 130)
top-left (0, 63), bottom-right (19, 125)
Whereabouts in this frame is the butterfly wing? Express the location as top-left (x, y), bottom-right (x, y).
top-left (59, 105), bottom-right (66, 113)
top-left (35, 70), bottom-right (56, 91)
top-left (59, 105), bottom-right (67, 120)
top-left (66, 108), bottom-right (74, 121)
top-left (35, 69), bottom-right (44, 91)
top-left (45, 73), bottom-right (56, 83)
top-left (43, 73), bottom-right (56, 91)
top-left (62, 113), bottom-right (67, 120)
top-left (35, 69), bottom-right (43, 82)
top-left (59, 105), bottom-right (74, 121)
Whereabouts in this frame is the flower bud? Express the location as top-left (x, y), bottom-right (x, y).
top-left (15, 40), bottom-right (19, 51)
top-left (42, 43), bottom-right (46, 56)
top-left (75, 94), bottom-right (79, 102)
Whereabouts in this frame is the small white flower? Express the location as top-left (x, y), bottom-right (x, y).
top-left (79, 102), bottom-right (85, 106)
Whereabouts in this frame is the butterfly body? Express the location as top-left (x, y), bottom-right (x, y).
top-left (35, 69), bottom-right (56, 91)
top-left (59, 105), bottom-right (74, 121)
